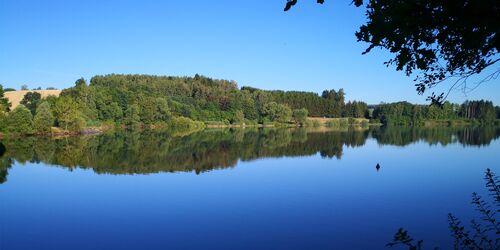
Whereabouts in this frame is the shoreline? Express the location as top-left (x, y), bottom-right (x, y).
top-left (1, 118), bottom-right (498, 139)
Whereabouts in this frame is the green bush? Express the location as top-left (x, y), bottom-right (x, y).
top-left (169, 117), bottom-right (205, 130)
top-left (292, 108), bottom-right (308, 126)
top-left (6, 105), bottom-right (34, 135)
top-left (33, 102), bottom-right (55, 133)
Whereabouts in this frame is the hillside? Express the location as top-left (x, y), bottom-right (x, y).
top-left (4, 90), bottom-right (61, 109)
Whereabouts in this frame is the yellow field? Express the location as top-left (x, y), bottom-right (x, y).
top-left (4, 90), bottom-right (62, 109)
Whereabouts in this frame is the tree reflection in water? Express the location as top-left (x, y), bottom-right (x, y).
top-left (0, 126), bottom-right (499, 184)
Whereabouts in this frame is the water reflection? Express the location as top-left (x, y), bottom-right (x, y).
top-left (0, 126), bottom-right (499, 184)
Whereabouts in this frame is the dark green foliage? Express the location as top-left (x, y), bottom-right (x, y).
top-left (6, 105), bottom-right (34, 134)
top-left (124, 104), bottom-right (141, 129)
top-left (263, 102), bottom-right (292, 123)
top-left (0, 127), bottom-right (496, 182)
top-left (20, 91), bottom-right (41, 115)
top-left (52, 96), bottom-right (85, 132)
top-left (343, 101), bottom-right (368, 118)
top-left (355, 0), bottom-right (499, 103)
top-left (233, 110), bottom-right (245, 124)
top-left (284, 0), bottom-right (499, 104)
top-left (0, 84), bottom-right (11, 112)
top-left (33, 102), bottom-right (55, 133)
top-left (4, 75), bottom-right (497, 133)
top-left (459, 100), bottom-right (497, 122)
top-left (240, 87), bottom-right (356, 118)
top-left (371, 101), bottom-right (492, 126)
top-left (292, 108), bottom-right (308, 125)
top-left (0, 112), bottom-right (7, 132)
top-left (61, 74), bottom-right (361, 126)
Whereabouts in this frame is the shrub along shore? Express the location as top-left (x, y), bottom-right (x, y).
top-left (0, 74), bottom-right (499, 138)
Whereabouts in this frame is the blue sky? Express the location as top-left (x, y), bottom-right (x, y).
top-left (1, 0), bottom-right (499, 104)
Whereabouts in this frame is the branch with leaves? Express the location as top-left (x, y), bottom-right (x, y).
top-left (284, 1), bottom-right (500, 105)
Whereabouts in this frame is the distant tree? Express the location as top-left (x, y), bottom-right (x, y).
top-left (154, 98), bottom-right (171, 122)
top-left (292, 108), bottom-right (308, 125)
top-left (100, 102), bottom-right (123, 122)
top-left (233, 110), bottom-right (245, 124)
top-left (263, 102), bottom-right (292, 123)
top-left (33, 102), bottom-right (55, 133)
top-left (3, 88), bottom-right (16, 92)
top-left (0, 84), bottom-right (12, 112)
top-left (34, 87), bottom-right (42, 90)
top-left (240, 92), bottom-right (258, 120)
top-left (46, 87), bottom-right (57, 90)
top-left (284, 0), bottom-right (500, 104)
top-left (124, 104), bottom-right (141, 128)
top-left (459, 100), bottom-right (497, 122)
top-left (0, 111), bottom-right (6, 132)
top-left (53, 96), bottom-right (85, 132)
top-left (20, 84), bottom-right (28, 90)
top-left (6, 105), bottom-right (34, 134)
top-left (20, 91), bottom-right (42, 115)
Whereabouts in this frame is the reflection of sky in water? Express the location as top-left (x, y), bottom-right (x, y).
top-left (1, 133), bottom-right (499, 250)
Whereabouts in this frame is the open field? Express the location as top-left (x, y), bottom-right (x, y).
top-left (4, 90), bottom-right (62, 109)
top-left (307, 117), bottom-right (370, 126)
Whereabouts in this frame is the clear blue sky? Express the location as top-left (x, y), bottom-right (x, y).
top-left (1, 0), bottom-right (499, 104)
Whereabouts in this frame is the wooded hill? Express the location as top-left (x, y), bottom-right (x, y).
top-left (0, 74), bottom-right (499, 135)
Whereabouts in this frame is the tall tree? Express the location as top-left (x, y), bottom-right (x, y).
top-left (124, 104), bottom-right (141, 129)
top-left (33, 102), bottom-right (55, 133)
top-left (263, 102), bottom-right (292, 123)
top-left (293, 108), bottom-right (309, 125)
top-left (20, 91), bottom-right (42, 115)
top-left (53, 96), bottom-right (85, 132)
top-left (6, 105), bottom-right (34, 134)
top-left (0, 84), bottom-right (11, 112)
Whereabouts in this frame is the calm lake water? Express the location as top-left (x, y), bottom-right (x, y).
top-left (1, 127), bottom-right (499, 249)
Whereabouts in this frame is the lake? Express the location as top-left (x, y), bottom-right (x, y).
top-left (1, 127), bottom-right (499, 249)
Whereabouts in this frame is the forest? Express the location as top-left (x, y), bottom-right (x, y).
top-left (0, 74), bottom-right (499, 136)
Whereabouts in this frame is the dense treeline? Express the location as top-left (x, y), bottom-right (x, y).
top-left (1, 126), bottom-right (499, 184)
top-left (373, 101), bottom-right (500, 126)
top-left (1, 74), bottom-right (499, 135)
top-left (0, 75), bottom-right (367, 135)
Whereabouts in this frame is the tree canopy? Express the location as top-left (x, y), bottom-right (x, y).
top-left (284, 0), bottom-right (500, 104)
top-left (0, 84), bottom-right (11, 112)
top-left (20, 91), bottom-right (41, 115)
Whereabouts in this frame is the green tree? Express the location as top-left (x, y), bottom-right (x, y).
top-left (124, 104), bottom-right (141, 128)
top-left (0, 111), bottom-right (7, 132)
top-left (233, 110), bottom-right (245, 124)
top-left (33, 102), bottom-right (55, 133)
top-left (20, 91), bottom-right (41, 115)
top-left (292, 108), bottom-right (308, 125)
top-left (154, 98), bottom-right (171, 122)
top-left (263, 102), bottom-right (292, 123)
top-left (53, 96), bottom-right (85, 132)
top-left (6, 105), bottom-right (34, 134)
top-left (0, 84), bottom-right (11, 112)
